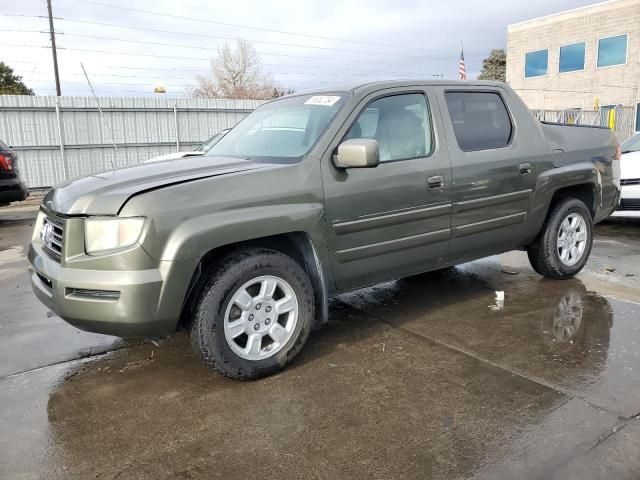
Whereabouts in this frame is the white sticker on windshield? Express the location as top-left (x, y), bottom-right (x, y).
top-left (304, 95), bottom-right (341, 106)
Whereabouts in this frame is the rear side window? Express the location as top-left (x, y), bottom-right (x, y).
top-left (444, 91), bottom-right (513, 151)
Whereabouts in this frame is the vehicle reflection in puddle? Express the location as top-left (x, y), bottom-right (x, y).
top-left (548, 290), bottom-right (584, 343)
top-left (337, 264), bottom-right (636, 414)
top-left (542, 289), bottom-right (612, 354)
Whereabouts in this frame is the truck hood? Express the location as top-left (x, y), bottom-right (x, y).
top-left (43, 155), bottom-right (266, 215)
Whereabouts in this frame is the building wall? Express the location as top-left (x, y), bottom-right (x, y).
top-left (507, 0), bottom-right (640, 111)
top-left (0, 96), bottom-right (264, 188)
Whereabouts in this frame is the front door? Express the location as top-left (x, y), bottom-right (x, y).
top-left (321, 89), bottom-right (452, 290)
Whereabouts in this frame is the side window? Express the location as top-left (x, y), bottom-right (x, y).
top-left (444, 91), bottom-right (513, 151)
top-left (345, 93), bottom-right (432, 162)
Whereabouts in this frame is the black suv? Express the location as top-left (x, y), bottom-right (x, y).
top-left (0, 140), bottom-right (28, 206)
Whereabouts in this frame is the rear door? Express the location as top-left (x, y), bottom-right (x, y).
top-left (433, 86), bottom-right (538, 262)
top-left (321, 88), bottom-right (452, 290)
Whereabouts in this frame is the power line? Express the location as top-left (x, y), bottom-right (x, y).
top-left (55, 32), bottom-right (450, 69)
top-left (33, 79), bottom-right (196, 88)
top-left (33, 72), bottom-right (198, 81)
top-left (1, 27), bottom-right (480, 66)
top-left (18, 43), bottom-right (441, 76)
top-left (4, 60), bottom-right (203, 73)
top-left (19, 57), bottom-right (423, 84)
top-left (24, 65), bottom-right (345, 76)
top-left (65, 0), bottom-right (465, 54)
top-left (0, 13), bottom-right (55, 19)
top-left (3, 43), bottom-right (453, 79)
top-left (2, 11), bottom-right (474, 82)
top-left (0, 29), bottom-right (48, 33)
top-left (30, 73), bottom-right (340, 85)
top-left (0, 59), bottom-right (40, 65)
top-left (54, 17), bottom-right (479, 60)
top-left (0, 13), bottom-right (485, 58)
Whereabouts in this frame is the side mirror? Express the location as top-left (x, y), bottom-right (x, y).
top-left (334, 139), bottom-right (379, 168)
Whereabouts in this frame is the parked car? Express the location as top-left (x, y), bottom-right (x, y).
top-left (611, 132), bottom-right (640, 218)
top-left (0, 140), bottom-right (28, 207)
top-left (28, 81), bottom-right (621, 380)
top-left (144, 129), bottom-right (230, 164)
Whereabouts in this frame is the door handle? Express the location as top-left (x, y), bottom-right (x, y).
top-left (519, 163), bottom-right (532, 175)
top-left (427, 175), bottom-right (444, 191)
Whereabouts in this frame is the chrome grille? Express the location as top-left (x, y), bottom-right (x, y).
top-left (41, 216), bottom-right (64, 261)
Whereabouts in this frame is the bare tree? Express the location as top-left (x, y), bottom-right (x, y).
top-left (190, 39), bottom-right (289, 100)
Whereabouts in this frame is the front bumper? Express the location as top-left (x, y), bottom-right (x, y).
top-left (28, 242), bottom-right (193, 338)
top-left (611, 184), bottom-right (640, 218)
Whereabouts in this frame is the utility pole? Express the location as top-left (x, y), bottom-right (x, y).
top-left (47, 0), bottom-right (61, 96)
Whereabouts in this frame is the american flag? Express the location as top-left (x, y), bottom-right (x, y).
top-left (458, 42), bottom-right (467, 80)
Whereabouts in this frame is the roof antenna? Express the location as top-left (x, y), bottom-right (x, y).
top-left (81, 62), bottom-right (119, 169)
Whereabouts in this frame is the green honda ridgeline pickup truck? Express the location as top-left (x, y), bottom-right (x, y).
top-left (29, 81), bottom-right (621, 379)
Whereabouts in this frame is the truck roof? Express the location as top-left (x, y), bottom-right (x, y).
top-left (285, 79), bottom-right (510, 99)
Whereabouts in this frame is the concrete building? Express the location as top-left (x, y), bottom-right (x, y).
top-left (507, 0), bottom-right (640, 133)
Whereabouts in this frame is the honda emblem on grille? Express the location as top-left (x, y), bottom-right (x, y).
top-left (41, 221), bottom-right (54, 247)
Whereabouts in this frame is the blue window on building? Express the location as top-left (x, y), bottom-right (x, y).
top-left (559, 42), bottom-right (586, 73)
top-left (525, 50), bottom-right (548, 78)
top-left (597, 34), bottom-right (627, 68)
top-left (636, 104), bottom-right (640, 132)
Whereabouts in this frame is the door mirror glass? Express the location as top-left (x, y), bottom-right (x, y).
top-left (334, 139), bottom-right (379, 168)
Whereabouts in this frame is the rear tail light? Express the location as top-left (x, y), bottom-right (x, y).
top-left (0, 153), bottom-right (13, 172)
top-left (614, 144), bottom-right (622, 161)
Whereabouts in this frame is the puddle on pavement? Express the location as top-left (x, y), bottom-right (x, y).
top-left (2, 255), bottom-right (640, 479)
top-left (338, 260), bottom-right (640, 417)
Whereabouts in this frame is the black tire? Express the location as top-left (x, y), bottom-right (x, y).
top-left (527, 197), bottom-right (593, 279)
top-left (190, 248), bottom-right (314, 380)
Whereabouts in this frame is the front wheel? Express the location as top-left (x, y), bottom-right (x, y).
top-left (527, 197), bottom-right (593, 280)
top-left (190, 248), bottom-right (314, 380)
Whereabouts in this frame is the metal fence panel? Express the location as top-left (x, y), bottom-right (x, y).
top-left (532, 106), bottom-right (635, 142)
top-left (0, 95), bottom-right (264, 188)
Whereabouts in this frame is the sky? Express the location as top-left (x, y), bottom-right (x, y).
top-left (1, 0), bottom-right (604, 97)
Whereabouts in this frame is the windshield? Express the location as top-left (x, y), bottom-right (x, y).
top-left (205, 93), bottom-right (348, 162)
top-left (195, 131), bottom-right (228, 152)
top-left (622, 133), bottom-right (640, 153)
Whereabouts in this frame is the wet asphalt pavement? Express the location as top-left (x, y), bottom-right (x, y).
top-left (1, 201), bottom-right (640, 479)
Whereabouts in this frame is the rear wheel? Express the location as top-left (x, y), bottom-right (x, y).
top-left (190, 248), bottom-right (314, 380)
top-left (527, 198), bottom-right (593, 279)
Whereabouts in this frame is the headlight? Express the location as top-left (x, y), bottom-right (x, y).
top-left (32, 211), bottom-right (46, 242)
top-left (85, 217), bottom-right (145, 254)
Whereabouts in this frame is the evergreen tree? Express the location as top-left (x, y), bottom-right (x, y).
top-left (0, 62), bottom-right (34, 95)
top-left (478, 49), bottom-right (506, 82)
